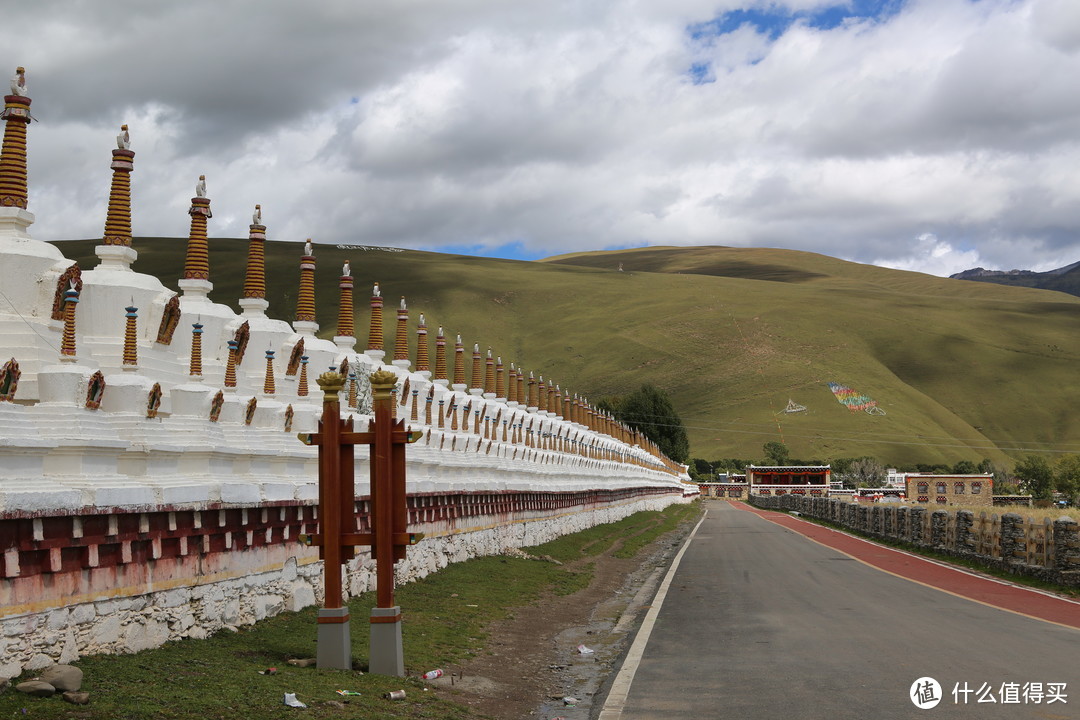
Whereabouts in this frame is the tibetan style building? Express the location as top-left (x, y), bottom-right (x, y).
top-left (746, 465), bottom-right (832, 497)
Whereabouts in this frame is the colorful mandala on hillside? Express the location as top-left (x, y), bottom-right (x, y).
top-left (827, 382), bottom-right (878, 413)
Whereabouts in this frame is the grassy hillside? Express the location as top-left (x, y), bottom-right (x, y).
top-left (49, 239), bottom-right (1080, 468)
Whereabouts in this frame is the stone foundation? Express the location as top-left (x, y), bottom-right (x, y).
top-left (0, 489), bottom-right (687, 677)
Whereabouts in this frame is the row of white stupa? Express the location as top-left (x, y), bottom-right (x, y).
top-left (0, 133), bottom-right (681, 515)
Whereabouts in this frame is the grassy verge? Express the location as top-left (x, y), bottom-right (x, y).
top-left (0, 501), bottom-right (699, 720)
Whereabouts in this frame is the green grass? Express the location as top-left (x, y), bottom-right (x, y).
top-left (48, 239), bottom-right (1080, 465)
top-left (0, 503), bottom-right (700, 720)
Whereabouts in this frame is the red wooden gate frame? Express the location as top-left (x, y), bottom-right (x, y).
top-left (298, 369), bottom-right (421, 674)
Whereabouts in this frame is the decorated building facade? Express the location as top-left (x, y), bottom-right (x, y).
top-left (746, 465), bottom-right (832, 497)
top-left (904, 474), bottom-right (993, 507)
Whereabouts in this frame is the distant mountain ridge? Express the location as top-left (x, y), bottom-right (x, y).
top-left (950, 260), bottom-right (1080, 297)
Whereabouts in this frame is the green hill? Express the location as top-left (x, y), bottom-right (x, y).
top-left (48, 239), bottom-right (1080, 468)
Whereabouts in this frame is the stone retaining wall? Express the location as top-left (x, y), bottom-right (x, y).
top-left (0, 488), bottom-right (688, 678)
top-left (748, 495), bottom-right (1080, 587)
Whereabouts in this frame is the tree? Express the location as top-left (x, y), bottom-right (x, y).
top-left (848, 457), bottom-right (886, 488)
top-left (952, 460), bottom-right (977, 475)
top-left (1014, 455), bottom-right (1054, 500)
top-left (762, 441), bottom-right (789, 465)
top-left (1055, 455), bottom-right (1080, 502)
top-left (605, 384), bottom-right (690, 464)
top-left (688, 458), bottom-right (713, 482)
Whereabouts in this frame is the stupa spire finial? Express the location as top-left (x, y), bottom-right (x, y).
top-left (527, 371), bottom-right (538, 410)
top-left (122, 304), bottom-right (139, 369)
top-left (180, 175), bottom-right (213, 296)
top-left (240, 204), bottom-right (268, 317)
top-left (433, 326), bottom-right (448, 385)
top-left (224, 339), bottom-right (238, 389)
top-left (297, 355), bottom-right (310, 398)
top-left (484, 348), bottom-right (495, 397)
top-left (189, 321), bottom-right (204, 378)
top-left (0, 66), bottom-right (32, 212)
top-left (102, 124), bottom-right (135, 248)
top-left (59, 280), bottom-right (79, 361)
top-left (263, 348), bottom-right (276, 396)
top-left (469, 343), bottom-right (483, 394)
top-left (415, 313), bottom-right (431, 376)
top-left (392, 296), bottom-right (410, 369)
top-left (452, 334), bottom-right (466, 389)
top-left (495, 355), bottom-right (505, 399)
top-left (333, 261), bottom-right (356, 350)
top-left (365, 282), bottom-right (385, 360)
top-left (294, 239), bottom-right (318, 336)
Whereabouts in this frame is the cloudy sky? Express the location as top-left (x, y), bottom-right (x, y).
top-left (5, 0), bottom-right (1080, 276)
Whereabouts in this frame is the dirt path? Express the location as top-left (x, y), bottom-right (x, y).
top-left (428, 511), bottom-right (701, 719)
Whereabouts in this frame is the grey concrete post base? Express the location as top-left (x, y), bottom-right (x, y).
top-left (316, 607), bottom-right (352, 670)
top-left (369, 606), bottom-right (405, 677)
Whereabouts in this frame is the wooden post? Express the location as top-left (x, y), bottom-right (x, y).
top-left (313, 371), bottom-right (351, 670)
top-left (368, 368), bottom-right (408, 675)
top-left (298, 368), bottom-right (422, 677)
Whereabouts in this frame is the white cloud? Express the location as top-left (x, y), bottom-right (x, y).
top-left (873, 233), bottom-right (984, 277)
top-left (2, 0), bottom-right (1079, 276)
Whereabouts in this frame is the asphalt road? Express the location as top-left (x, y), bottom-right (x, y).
top-left (607, 500), bottom-right (1079, 720)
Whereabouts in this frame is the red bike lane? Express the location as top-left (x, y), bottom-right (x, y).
top-left (731, 501), bottom-right (1080, 631)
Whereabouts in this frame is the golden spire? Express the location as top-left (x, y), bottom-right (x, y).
top-left (122, 304), bottom-right (139, 368)
top-left (416, 313), bottom-right (430, 373)
top-left (298, 355), bottom-right (310, 397)
top-left (507, 363), bottom-right (517, 403)
top-left (366, 282), bottom-right (383, 353)
top-left (517, 368), bottom-right (525, 406)
top-left (453, 335), bottom-right (466, 387)
top-left (434, 326), bottom-right (448, 383)
top-left (537, 376), bottom-right (547, 412)
top-left (182, 175), bottom-right (212, 281)
top-left (484, 349), bottom-right (495, 395)
top-left (294, 239), bottom-right (318, 332)
top-left (103, 125), bottom-right (134, 247)
top-left (224, 339), bottom-right (238, 388)
top-left (470, 343), bottom-right (482, 392)
top-left (527, 371), bottom-right (538, 409)
top-left (189, 321), bottom-right (204, 377)
top-left (393, 296), bottom-right (409, 365)
top-left (59, 280), bottom-right (79, 360)
top-left (263, 349), bottom-right (276, 396)
top-left (0, 67), bottom-right (31, 210)
top-left (554, 385), bottom-right (563, 418)
top-left (495, 356), bottom-right (505, 399)
top-left (241, 204), bottom-right (267, 302)
top-left (335, 261), bottom-right (355, 341)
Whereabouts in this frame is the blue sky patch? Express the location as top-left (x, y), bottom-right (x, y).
top-left (689, 1), bottom-right (906, 43)
top-left (687, 2), bottom-right (907, 83)
top-left (428, 240), bottom-right (547, 262)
